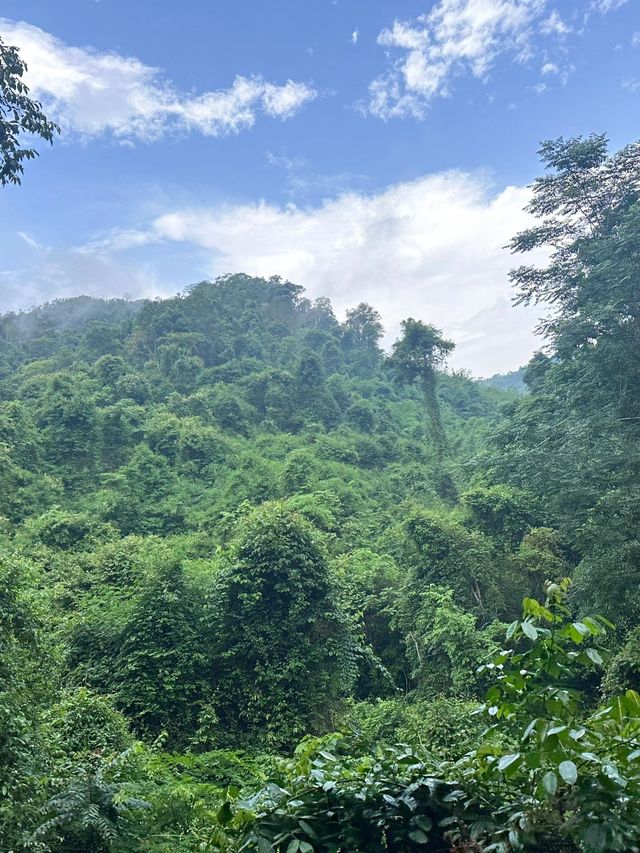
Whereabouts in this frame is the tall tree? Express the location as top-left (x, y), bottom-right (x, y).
top-left (389, 318), bottom-right (454, 462)
top-left (0, 35), bottom-right (59, 186)
top-left (342, 303), bottom-right (384, 374)
top-left (207, 504), bottom-right (357, 749)
top-left (489, 135), bottom-right (640, 624)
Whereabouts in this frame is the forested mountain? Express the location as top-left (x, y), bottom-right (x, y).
top-left (3, 136), bottom-right (640, 853)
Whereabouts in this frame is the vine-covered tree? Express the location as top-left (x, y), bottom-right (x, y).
top-left (389, 319), bottom-right (454, 460)
top-left (207, 504), bottom-right (357, 749)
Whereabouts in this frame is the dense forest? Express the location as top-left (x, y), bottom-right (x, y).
top-left (2, 133), bottom-right (640, 852)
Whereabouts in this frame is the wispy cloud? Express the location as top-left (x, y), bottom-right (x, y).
top-left (265, 150), bottom-right (370, 200)
top-left (364, 0), bottom-right (552, 119)
top-left (540, 9), bottom-right (572, 35)
top-left (1, 19), bottom-right (317, 142)
top-left (0, 237), bottom-right (167, 312)
top-left (362, 0), bottom-right (622, 119)
top-left (591, 0), bottom-right (629, 12)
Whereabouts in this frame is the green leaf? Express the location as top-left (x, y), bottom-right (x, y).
top-left (414, 815), bottom-right (433, 832)
top-left (559, 760), bottom-right (577, 785)
top-left (286, 842), bottom-right (300, 853)
top-left (408, 830), bottom-right (429, 844)
top-left (585, 648), bottom-right (603, 666)
top-left (521, 620), bottom-right (538, 641)
top-left (582, 616), bottom-right (605, 635)
top-left (521, 718), bottom-right (538, 741)
top-left (216, 801), bottom-right (233, 826)
top-left (297, 820), bottom-right (317, 840)
top-left (498, 753), bottom-right (520, 771)
top-left (625, 690), bottom-right (640, 715)
top-left (542, 771), bottom-right (557, 797)
top-left (582, 824), bottom-right (608, 851)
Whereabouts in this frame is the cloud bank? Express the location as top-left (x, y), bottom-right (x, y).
top-left (0, 19), bottom-right (317, 141)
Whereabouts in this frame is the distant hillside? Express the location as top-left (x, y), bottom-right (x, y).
top-left (0, 294), bottom-right (144, 346)
top-left (479, 366), bottom-right (527, 393)
top-left (0, 275), bottom-right (515, 535)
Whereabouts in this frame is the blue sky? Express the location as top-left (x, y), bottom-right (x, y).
top-left (1, 0), bottom-right (638, 374)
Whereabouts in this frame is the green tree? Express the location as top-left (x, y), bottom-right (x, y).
top-left (111, 559), bottom-right (208, 745)
top-left (461, 483), bottom-right (539, 549)
top-left (402, 508), bottom-right (504, 617)
top-left (0, 34), bottom-right (59, 185)
top-left (389, 319), bottom-right (455, 498)
top-left (342, 303), bottom-right (384, 374)
top-left (394, 584), bottom-right (498, 698)
top-left (490, 136), bottom-right (640, 534)
top-left (335, 548), bottom-right (406, 695)
top-left (207, 504), bottom-right (357, 749)
top-left (0, 551), bottom-right (45, 849)
top-left (39, 385), bottom-right (100, 488)
top-left (294, 351), bottom-right (340, 427)
top-left (103, 445), bottom-right (186, 535)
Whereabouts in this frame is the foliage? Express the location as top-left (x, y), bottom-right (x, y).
top-left (389, 319), bottom-right (455, 469)
top-left (43, 688), bottom-right (133, 761)
top-left (240, 588), bottom-right (640, 853)
top-left (394, 584), bottom-right (500, 698)
top-left (29, 747), bottom-right (149, 852)
top-left (348, 695), bottom-right (484, 758)
top-left (0, 34), bottom-right (59, 186)
top-left (206, 504), bottom-right (358, 750)
top-left (236, 734), bottom-right (462, 852)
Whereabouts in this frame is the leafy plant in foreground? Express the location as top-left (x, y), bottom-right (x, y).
top-left (453, 582), bottom-right (640, 851)
top-left (236, 586), bottom-right (640, 852)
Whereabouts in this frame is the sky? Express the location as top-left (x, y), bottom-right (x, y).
top-left (1, 0), bottom-right (638, 375)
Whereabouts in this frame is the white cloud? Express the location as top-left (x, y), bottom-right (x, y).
top-left (539, 59), bottom-right (574, 84)
top-left (351, 29), bottom-right (359, 44)
top-left (540, 10), bottom-right (572, 35)
top-left (119, 171), bottom-right (541, 375)
top-left (591, 0), bottom-right (629, 12)
top-left (632, 31), bottom-right (640, 47)
top-left (364, 0), bottom-right (553, 118)
top-left (0, 19), bottom-right (316, 141)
